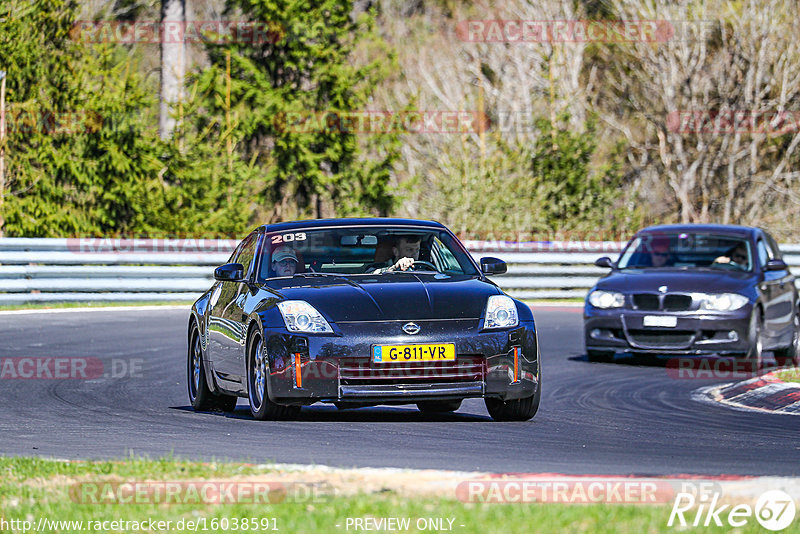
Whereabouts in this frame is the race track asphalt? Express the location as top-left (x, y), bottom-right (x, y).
top-left (0, 307), bottom-right (797, 475)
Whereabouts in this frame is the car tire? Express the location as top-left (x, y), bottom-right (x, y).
top-left (587, 350), bottom-right (614, 363)
top-left (416, 400), bottom-right (462, 413)
top-left (247, 330), bottom-right (300, 421)
top-left (188, 322), bottom-right (238, 412)
top-left (485, 382), bottom-right (541, 422)
top-left (774, 312), bottom-right (800, 368)
top-left (739, 310), bottom-right (764, 372)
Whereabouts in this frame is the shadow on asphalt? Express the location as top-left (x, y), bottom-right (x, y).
top-left (569, 353), bottom-right (673, 368)
top-left (569, 353), bottom-right (782, 369)
top-left (171, 405), bottom-right (492, 422)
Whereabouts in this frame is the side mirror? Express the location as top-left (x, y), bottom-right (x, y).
top-left (595, 257), bottom-right (615, 269)
top-left (214, 263), bottom-right (245, 282)
top-left (480, 257), bottom-right (507, 275)
top-left (764, 259), bottom-right (788, 272)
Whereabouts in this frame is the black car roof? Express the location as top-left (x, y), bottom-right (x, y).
top-left (636, 224), bottom-right (758, 238)
top-left (257, 218), bottom-right (447, 233)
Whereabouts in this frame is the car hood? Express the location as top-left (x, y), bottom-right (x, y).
top-left (265, 273), bottom-right (502, 321)
top-left (596, 268), bottom-right (755, 294)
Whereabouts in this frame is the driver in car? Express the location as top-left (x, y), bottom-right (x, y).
top-left (713, 243), bottom-right (749, 268)
top-left (649, 238), bottom-right (673, 267)
top-left (374, 236), bottom-right (421, 273)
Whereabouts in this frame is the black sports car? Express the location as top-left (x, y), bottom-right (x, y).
top-left (585, 224), bottom-right (800, 369)
top-left (187, 218), bottom-right (541, 421)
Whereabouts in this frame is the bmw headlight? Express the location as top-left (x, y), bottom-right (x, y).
top-left (700, 293), bottom-right (749, 312)
top-left (277, 301), bottom-right (333, 333)
top-left (588, 290), bottom-right (625, 309)
top-left (484, 295), bottom-right (519, 329)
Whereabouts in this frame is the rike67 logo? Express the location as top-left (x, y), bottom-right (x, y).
top-left (669, 489), bottom-right (796, 531)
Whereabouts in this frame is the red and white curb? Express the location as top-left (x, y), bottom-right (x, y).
top-left (695, 371), bottom-right (800, 415)
top-left (251, 463), bottom-right (800, 505)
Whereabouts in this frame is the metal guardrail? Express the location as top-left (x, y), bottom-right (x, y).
top-left (0, 238), bottom-right (231, 304)
top-left (2, 238), bottom-right (800, 304)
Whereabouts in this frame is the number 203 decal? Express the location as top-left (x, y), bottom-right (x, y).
top-left (271, 232), bottom-right (307, 244)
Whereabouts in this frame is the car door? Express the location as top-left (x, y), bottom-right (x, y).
top-left (206, 240), bottom-right (243, 382)
top-left (208, 231), bottom-right (260, 390)
top-left (761, 232), bottom-right (795, 341)
top-left (756, 236), bottom-right (786, 343)
top-left (227, 231), bottom-right (263, 384)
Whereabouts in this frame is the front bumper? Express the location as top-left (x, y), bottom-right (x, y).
top-left (262, 319), bottom-right (539, 405)
top-left (584, 305), bottom-right (752, 356)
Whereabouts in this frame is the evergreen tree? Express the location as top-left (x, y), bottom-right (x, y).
top-left (191, 0), bottom-right (400, 221)
top-left (0, 0), bottom-right (165, 236)
top-left (531, 116), bottom-right (626, 234)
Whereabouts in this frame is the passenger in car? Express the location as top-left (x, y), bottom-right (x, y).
top-left (271, 246), bottom-right (299, 277)
top-left (713, 243), bottom-right (748, 269)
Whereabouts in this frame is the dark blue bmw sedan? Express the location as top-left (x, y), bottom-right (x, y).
top-left (187, 218), bottom-right (541, 421)
top-left (585, 224), bottom-right (800, 370)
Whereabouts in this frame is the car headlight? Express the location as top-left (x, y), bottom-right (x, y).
top-left (277, 300), bottom-right (333, 333)
top-left (588, 290), bottom-right (625, 309)
top-left (484, 295), bottom-right (519, 329)
top-left (700, 293), bottom-right (749, 312)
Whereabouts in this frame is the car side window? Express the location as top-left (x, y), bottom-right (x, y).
top-left (227, 241), bottom-right (244, 264)
top-left (430, 236), bottom-right (463, 273)
top-left (764, 232), bottom-right (782, 260)
top-left (756, 240), bottom-right (770, 268)
top-left (234, 232), bottom-right (259, 281)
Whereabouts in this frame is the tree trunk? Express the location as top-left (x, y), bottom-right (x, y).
top-left (159, 0), bottom-right (185, 140)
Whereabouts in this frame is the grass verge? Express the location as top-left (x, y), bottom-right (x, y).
top-left (774, 367), bottom-right (800, 384)
top-left (0, 456), bottom-right (773, 533)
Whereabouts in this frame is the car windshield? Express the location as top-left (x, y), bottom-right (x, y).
top-left (617, 233), bottom-right (753, 271)
top-left (257, 225), bottom-right (479, 280)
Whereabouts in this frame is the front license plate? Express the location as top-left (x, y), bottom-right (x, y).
top-left (643, 315), bottom-right (677, 328)
top-left (372, 343), bottom-right (456, 363)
